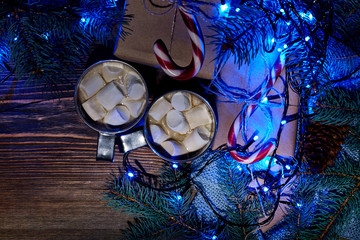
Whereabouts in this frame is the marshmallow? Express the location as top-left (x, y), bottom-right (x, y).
top-left (128, 83), bottom-right (146, 100)
top-left (192, 95), bottom-right (202, 106)
top-left (160, 140), bottom-right (187, 157)
top-left (171, 92), bottom-right (191, 111)
top-left (184, 104), bottom-right (213, 129)
top-left (183, 126), bottom-right (211, 152)
top-left (126, 71), bottom-right (146, 100)
top-left (104, 105), bottom-right (131, 126)
top-left (149, 98), bottom-right (173, 121)
top-left (82, 96), bottom-right (107, 121)
top-left (102, 64), bottom-right (123, 83)
top-left (80, 73), bottom-right (106, 98)
top-left (166, 109), bottom-right (189, 134)
top-left (149, 124), bottom-right (170, 144)
top-left (121, 97), bottom-right (146, 118)
top-left (96, 81), bottom-right (125, 111)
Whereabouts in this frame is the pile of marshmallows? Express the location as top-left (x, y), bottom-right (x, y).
top-left (148, 91), bottom-right (214, 157)
top-left (78, 62), bottom-right (147, 126)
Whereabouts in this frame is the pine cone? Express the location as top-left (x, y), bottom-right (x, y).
top-left (300, 121), bottom-right (349, 173)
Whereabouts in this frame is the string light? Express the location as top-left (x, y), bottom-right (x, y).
top-left (305, 36), bottom-right (310, 41)
top-left (176, 195), bottom-right (182, 200)
top-left (127, 172), bottom-right (134, 178)
top-left (285, 165), bottom-right (291, 170)
top-left (263, 186), bottom-right (269, 192)
top-left (220, 4), bottom-right (229, 12)
top-left (283, 44), bottom-right (288, 49)
top-left (253, 135), bottom-right (259, 141)
top-left (172, 163), bottom-right (179, 169)
top-left (81, 17), bottom-right (86, 22)
top-left (235, 8), bottom-right (240, 12)
top-left (281, 120), bottom-right (287, 125)
top-left (261, 96), bottom-right (268, 103)
top-left (41, 32), bottom-right (50, 41)
top-left (212, 235), bottom-right (218, 240)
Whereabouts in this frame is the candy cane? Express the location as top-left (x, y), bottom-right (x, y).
top-left (227, 53), bottom-right (285, 164)
top-left (153, 7), bottom-right (205, 81)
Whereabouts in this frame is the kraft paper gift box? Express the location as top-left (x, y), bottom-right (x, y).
top-left (113, 0), bottom-right (220, 80)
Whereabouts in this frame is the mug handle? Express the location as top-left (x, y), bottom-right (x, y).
top-left (117, 127), bottom-right (147, 153)
top-left (96, 133), bottom-right (116, 162)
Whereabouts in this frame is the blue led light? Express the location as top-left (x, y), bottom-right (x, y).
top-left (7, 14), bottom-right (10, 18)
top-left (220, 4), bottom-right (229, 12)
top-left (253, 135), bottom-right (259, 141)
top-left (277, 48), bottom-right (282, 52)
top-left (14, 36), bottom-right (18, 41)
top-left (237, 165), bottom-right (242, 171)
top-left (306, 84), bottom-right (311, 88)
top-left (212, 236), bottom-right (218, 240)
top-left (263, 186), bottom-right (269, 192)
top-left (308, 13), bottom-right (313, 20)
top-left (271, 38), bottom-right (275, 43)
top-left (285, 165), bottom-right (291, 170)
top-left (127, 172), bottom-right (134, 178)
top-left (305, 36), bottom-right (310, 41)
top-left (172, 163), bottom-right (178, 169)
top-left (81, 17), bottom-right (86, 22)
top-left (297, 203), bottom-right (302, 208)
top-left (261, 97), bottom-right (268, 103)
top-left (280, 9), bottom-right (285, 13)
top-left (235, 8), bottom-right (240, 12)
top-left (42, 32), bottom-right (50, 41)
top-left (177, 195), bottom-right (182, 200)
top-left (283, 44), bottom-right (288, 49)
top-left (286, 22), bottom-right (291, 25)
top-left (281, 120), bottom-right (287, 125)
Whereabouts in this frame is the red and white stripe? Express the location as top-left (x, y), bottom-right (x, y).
top-left (227, 53), bottom-right (285, 164)
top-left (153, 7), bottom-right (205, 81)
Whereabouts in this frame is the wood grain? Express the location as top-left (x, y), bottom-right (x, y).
top-left (0, 58), bottom-right (167, 239)
top-left (0, 42), bottom-right (217, 239)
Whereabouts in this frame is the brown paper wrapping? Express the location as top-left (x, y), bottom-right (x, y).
top-left (114, 1), bottom-right (220, 80)
top-left (212, 51), bottom-right (299, 232)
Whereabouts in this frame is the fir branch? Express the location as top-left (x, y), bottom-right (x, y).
top-left (106, 166), bottom-right (209, 239)
top-left (319, 181), bottom-right (360, 240)
top-left (0, 0), bottom-right (131, 92)
top-left (311, 87), bottom-right (360, 126)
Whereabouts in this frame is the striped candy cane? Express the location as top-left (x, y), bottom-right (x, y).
top-left (227, 53), bottom-right (285, 164)
top-left (153, 7), bottom-right (205, 81)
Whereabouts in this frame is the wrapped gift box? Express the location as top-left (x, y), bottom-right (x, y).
top-left (114, 0), bottom-right (220, 80)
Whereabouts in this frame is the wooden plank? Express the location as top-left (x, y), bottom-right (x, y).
top-left (0, 62), bottom-right (160, 239)
top-left (0, 42), bottom-right (215, 239)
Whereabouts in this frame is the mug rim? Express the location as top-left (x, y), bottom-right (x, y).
top-left (74, 59), bottom-right (149, 134)
top-left (143, 90), bottom-right (218, 163)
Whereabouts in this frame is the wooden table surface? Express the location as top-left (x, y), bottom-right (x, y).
top-left (0, 46), bottom-right (216, 240)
